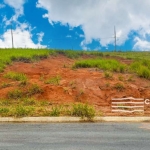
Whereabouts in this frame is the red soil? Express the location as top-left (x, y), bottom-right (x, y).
top-left (0, 55), bottom-right (150, 116)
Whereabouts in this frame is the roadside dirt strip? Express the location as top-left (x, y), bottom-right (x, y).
top-left (0, 117), bottom-right (150, 123)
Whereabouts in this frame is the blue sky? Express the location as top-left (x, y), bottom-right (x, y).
top-left (1, 0), bottom-right (150, 51)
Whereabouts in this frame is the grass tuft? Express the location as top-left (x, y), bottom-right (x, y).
top-left (72, 103), bottom-right (95, 120)
top-left (4, 72), bottom-right (27, 82)
top-left (45, 75), bottom-right (61, 85)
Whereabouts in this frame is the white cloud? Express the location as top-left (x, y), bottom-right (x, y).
top-left (37, 0), bottom-right (150, 50)
top-left (4, 0), bottom-right (26, 14)
top-left (133, 37), bottom-right (150, 51)
top-left (0, 24), bottom-right (46, 48)
top-left (37, 32), bottom-right (44, 43)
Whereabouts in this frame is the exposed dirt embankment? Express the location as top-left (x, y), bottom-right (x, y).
top-left (0, 55), bottom-right (150, 116)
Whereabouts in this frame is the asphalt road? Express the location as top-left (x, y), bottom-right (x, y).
top-left (0, 123), bottom-right (150, 150)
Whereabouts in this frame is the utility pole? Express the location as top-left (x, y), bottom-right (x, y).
top-left (10, 22), bottom-right (14, 48)
top-left (114, 26), bottom-right (117, 52)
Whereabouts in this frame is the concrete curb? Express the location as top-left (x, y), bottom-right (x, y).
top-left (0, 116), bottom-right (150, 123)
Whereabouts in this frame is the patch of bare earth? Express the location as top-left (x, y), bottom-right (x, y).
top-left (0, 55), bottom-right (150, 116)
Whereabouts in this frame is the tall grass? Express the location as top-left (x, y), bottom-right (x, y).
top-left (4, 72), bottom-right (27, 82)
top-left (73, 59), bottom-right (126, 73)
top-left (0, 48), bottom-right (56, 72)
top-left (130, 60), bottom-right (150, 79)
top-left (104, 51), bottom-right (150, 60)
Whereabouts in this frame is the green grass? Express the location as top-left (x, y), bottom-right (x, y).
top-left (7, 89), bottom-right (23, 100)
top-left (73, 59), bottom-right (126, 73)
top-left (104, 71), bottom-right (113, 79)
top-left (50, 106), bottom-right (62, 116)
top-left (45, 75), bottom-right (61, 85)
top-left (0, 98), bottom-right (97, 119)
top-left (104, 51), bottom-right (150, 60)
top-left (130, 60), bottom-right (150, 79)
top-left (114, 83), bottom-right (125, 92)
top-left (72, 103), bottom-right (95, 120)
top-left (14, 105), bottom-right (34, 117)
top-left (7, 84), bottom-right (43, 100)
top-left (26, 84), bottom-right (43, 97)
top-left (0, 48), bottom-right (56, 72)
top-left (4, 72), bottom-right (27, 82)
top-left (0, 83), bottom-right (11, 89)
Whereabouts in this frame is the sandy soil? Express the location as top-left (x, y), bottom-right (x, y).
top-left (0, 55), bottom-right (150, 116)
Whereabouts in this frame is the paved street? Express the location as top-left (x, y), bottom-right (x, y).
top-left (0, 123), bottom-right (150, 150)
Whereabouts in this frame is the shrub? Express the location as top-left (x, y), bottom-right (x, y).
top-left (71, 103), bottom-right (95, 120)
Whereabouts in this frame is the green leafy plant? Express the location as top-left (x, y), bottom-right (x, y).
top-left (71, 103), bottom-right (95, 120)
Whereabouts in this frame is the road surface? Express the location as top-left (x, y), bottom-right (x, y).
top-left (0, 123), bottom-right (150, 150)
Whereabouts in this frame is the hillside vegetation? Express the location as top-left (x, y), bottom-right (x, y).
top-left (0, 48), bottom-right (150, 117)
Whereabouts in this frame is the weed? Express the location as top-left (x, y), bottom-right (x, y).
top-left (45, 75), bottom-right (61, 85)
top-left (63, 87), bottom-right (69, 93)
top-left (23, 99), bottom-right (36, 106)
top-left (4, 72), bottom-right (27, 82)
top-left (50, 106), bottom-right (62, 116)
top-left (40, 101), bottom-right (50, 106)
top-left (14, 106), bottom-right (34, 117)
top-left (39, 74), bottom-right (45, 81)
top-left (114, 83), bottom-right (125, 92)
top-left (0, 108), bottom-right (9, 116)
top-left (7, 89), bottom-right (23, 99)
top-left (0, 83), bottom-right (11, 89)
top-left (26, 84), bottom-right (43, 97)
top-left (69, 80), bottom-right (76, 89)
top-left (71, 103), bottom-right (95, 120)
top-left (79, 89), bottom-right (84, 95)
top-left (104, 71), bottom-right (113, 79)
top-left (118, 75), bottom-right (124, 81)
top-left (105, 82), bottom-right (110, 88)
top-left (127, 75), bottom-right (135, 82)
top-left (19, 80), bottom-right (28, 87)
top-left (0, 100), bottom-right (11, 106)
